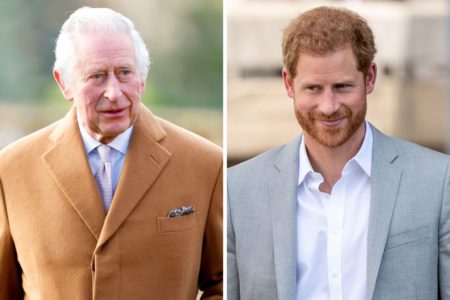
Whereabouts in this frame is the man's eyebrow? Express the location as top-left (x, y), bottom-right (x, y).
top-left (117, 63), bottom-right (134, 68)
top-left (82, 64), bottom-right (106, 73)
top-left (83, 63), bottom-right (134, 74)
top-left (299, 81), bottom-right (321, 88)
top-left (333, 80), bottom-right (354, 85)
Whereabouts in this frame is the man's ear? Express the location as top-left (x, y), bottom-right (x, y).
top-left (282, 67), bottom-right (295, 99)
top-left (365, 62), bottom-right (377, 95)
top-left (138, 79), bottom-right (146, 94)
top-left (53, 69), bottom-right (73, 101)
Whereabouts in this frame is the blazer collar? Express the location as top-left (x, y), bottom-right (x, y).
top-left (269, 136), bottom-right (301, 300)
top-left (366, 124), bottom-right (402, 300)
top-left (43, 105), bottom-right (172, 247)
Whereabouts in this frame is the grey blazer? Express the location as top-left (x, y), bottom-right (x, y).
top-left (227, 125), bottom-right (450, 299)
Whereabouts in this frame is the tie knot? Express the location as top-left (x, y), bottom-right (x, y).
top-left (97, 144), bottom-right (111, 163)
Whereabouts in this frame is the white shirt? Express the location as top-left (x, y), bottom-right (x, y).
top-left (296, 122), bottom-right (372, 300)
top-left (77, 119), bottom-right (133, 195)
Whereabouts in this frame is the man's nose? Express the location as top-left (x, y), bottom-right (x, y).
top-left (104, 76), bottom-right (123, 101)
top-left (318, 89), bottom-right (339, 115)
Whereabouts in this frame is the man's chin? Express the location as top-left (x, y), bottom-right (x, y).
top-left (99, 124), bottom-right (131, 139)
top-left (309, 128), bottom-right (351, 148)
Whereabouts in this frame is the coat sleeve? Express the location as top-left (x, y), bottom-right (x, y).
top-left (198, 165), bottom-right (223, 299)
top-left (440, 162), bottom-right (450, 299)
top-left (0, 178), bottom-right (24, 300)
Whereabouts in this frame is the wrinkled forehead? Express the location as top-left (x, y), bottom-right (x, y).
top-left (73, 30), bottom-right (137, 66)
top-left (74, 29), bottom-right (134, 50)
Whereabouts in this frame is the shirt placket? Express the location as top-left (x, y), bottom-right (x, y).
top-left (325, 176), bottom-right (346, 300)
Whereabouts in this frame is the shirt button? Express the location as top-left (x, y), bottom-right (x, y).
top-left (331, 271), bottom-right (339, 278)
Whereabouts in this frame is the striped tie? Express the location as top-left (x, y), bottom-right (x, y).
top-left (95, 144), bottom-right (113, 211)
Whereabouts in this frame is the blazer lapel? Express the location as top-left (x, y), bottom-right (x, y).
top-left (96, 106), bottom-right (172, 249)
top-left (42, 107), bottom-right (106, 240)
top-left (268, 137), bottom-right (301, 300)
top-left (366, 125), bottom-right (402, 300)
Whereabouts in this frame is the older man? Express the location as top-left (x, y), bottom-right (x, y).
top-left (227, 6), bottom-right (450, 300)
top-left (0, 7), bottom-right (222, 300)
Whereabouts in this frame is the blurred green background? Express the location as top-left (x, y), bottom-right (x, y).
top-left (0, 0), bottom-right (222, 148)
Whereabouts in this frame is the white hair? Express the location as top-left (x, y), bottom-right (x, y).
top-left (54, 7), bottom-right (150, 85)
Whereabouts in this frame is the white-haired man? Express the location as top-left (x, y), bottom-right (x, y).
top-left (0, 7), bottom-right (222, 300)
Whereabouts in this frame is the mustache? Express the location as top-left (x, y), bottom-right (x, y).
top-left (308, 106), bottom-right (351, 121)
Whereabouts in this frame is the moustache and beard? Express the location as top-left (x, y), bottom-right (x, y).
top-left (294, 100), bottom-right (367, 148)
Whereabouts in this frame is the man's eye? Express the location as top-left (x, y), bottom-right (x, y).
top-left (306, 86), bottom-right (319, 92)
top-left (89, 73), bottom-right (105, 81)
top-left (335, 84), bottom-right (352, 89)
top-left (118, 69), bottom-right (131, 78)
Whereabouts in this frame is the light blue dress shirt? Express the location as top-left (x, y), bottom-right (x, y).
top-left (77, 119), bottom-right (133, 196)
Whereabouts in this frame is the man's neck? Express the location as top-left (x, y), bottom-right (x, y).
top-left (304, 123), bottom-right (366, 193)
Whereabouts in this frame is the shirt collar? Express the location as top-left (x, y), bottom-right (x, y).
top-left (298, 120), bottom-right (373, 185)
top-left (351, 120), bottom-right (372, 177)
top-left (298, 136), bottom-right (315, 185)
top-left (108, 126), bottom-right (134, 155)
top-left (77, 117), bottom-right (133, 155)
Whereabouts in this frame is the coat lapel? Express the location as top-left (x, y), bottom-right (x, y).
top-left (96, 106), bottom-right (172, 249)
top-left (366, 125), bottom-right (402, 300)
top-left (42, 107), bottom-right (106, 240)
top-left (268, 137), bottom-right (301, 300)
